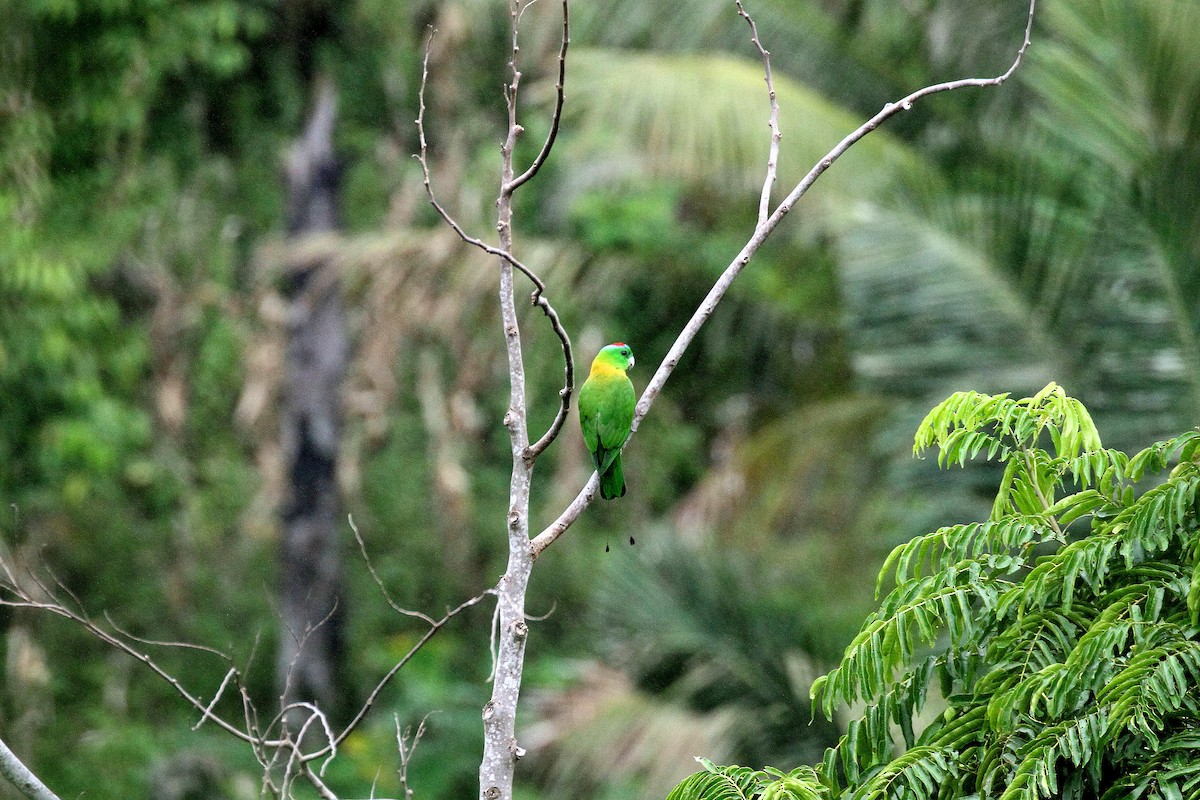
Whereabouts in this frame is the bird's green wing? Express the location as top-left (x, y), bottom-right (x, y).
top-left (579, 372), bottom-right (635, 476)
top-left (594, 374), bottom-right (635, 474)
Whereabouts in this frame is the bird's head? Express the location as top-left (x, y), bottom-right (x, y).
top-left (594, 342), bottom-right (634, 372)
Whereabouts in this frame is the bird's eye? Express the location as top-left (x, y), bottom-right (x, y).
top-left (621, 348), bottom-right (629, 355)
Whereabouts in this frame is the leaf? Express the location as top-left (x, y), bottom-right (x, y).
top-left (666, 761), bottom-right (762, 800)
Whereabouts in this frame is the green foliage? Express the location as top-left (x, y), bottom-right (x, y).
top-left (666, 759), bottom-right (829, 800)
top-left (5, 0), bottom-right (1198, 797)
top-left (671, 384), bottom-right (1200, 799)
top-left (836, 0), bottom-right (1200, 457)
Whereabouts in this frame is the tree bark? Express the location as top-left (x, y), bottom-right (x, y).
top-left (0, 734), bottom-right (61, 800)
top-left (278, 82), bottom-right (349, 721)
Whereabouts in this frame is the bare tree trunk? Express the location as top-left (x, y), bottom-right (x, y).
top-left (278, 82), bottom-right (348, 720)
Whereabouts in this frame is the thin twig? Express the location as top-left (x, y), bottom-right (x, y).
top-left (530, 0), bottom-right (1039, 559)
top-left (104, 611), bottom-right (233, 661)
top-left (487, 590), bottom-right (502, 683)
top-left (193, 667), bottom-right (239, 731)
top-left (505, 0), bottom-right (569, 194)
top-left (396, 713), bottom-right (433, 800)
top-left (524, 296), bottom-right (574, 461)
top-left (414, 28), bottom-right (575, 462)
top-left (736, 0), bottom-right (781, 227)
top-left (282, 701), bottom-right (337, 774)
top-left (303, 588), bottom-right (495, 759)
top-left (0, 588), bottom-right (266, 746)
top-left (303, 763), bottom-right (340, 800)
top-left (277, 595), bottom-right (341, 727)
top-left (348, 515), bottom-right (436, 625)
top-left (414, 51), bottom-right (543, 292)
top-left (240, 683), bottom-right (270, 770)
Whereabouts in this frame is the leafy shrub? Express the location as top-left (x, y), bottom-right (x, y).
top-left (669, 383), bottom-right (1200, 800)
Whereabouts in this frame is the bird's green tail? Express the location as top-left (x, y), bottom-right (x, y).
top-left (600, 453), bottom-right (626, 500)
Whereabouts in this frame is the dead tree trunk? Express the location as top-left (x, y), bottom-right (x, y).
top-left (278, 82), bottom-right (348, 720)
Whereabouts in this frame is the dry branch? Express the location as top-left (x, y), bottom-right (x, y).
top-left (0, 734), bottom-right (62, 800)
top-left (414, 29), bottom-right (575, 464)
top-left (0, 528), bottom-right (491, 799)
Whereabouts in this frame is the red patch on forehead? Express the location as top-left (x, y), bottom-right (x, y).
top-left (611, 342), bottom-right (626, 346)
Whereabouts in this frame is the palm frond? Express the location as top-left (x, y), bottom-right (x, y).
top-left (557, 48), bottom-right (919, 202)
top-left (665, 761), bottom-right (763, 800)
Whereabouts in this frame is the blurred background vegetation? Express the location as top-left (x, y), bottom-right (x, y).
top-left (2, 0), bottom-right (1199, 797)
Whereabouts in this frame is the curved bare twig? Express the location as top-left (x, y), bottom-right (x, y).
top-left (325, 589), bottom-right (494, 755)
top-left (414, 27), bottom-right (575, 462)
top-left (1, 580), bottom-right (262, 747)
top-left (349, 514), bottom-right (436, 625)
top-left (737, 0), bottom-right (781, 226)
top-left (505, 0), bottom-right (570, 194)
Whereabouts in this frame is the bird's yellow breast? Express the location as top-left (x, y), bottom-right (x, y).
top-left (588, 362), bottom-right (627, 379)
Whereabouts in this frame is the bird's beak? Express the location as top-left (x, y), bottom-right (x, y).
top-left (629, 356), bottom-right (635, 368)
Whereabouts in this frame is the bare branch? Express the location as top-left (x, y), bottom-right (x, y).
top-left (478, 3), bottom-right (541, 795)
top-left (768, 0), bottom-right (1036, 230)
top-left (0, 575), bottom-right (261, 746)
top-left (523, 298), bottom-right (574, 460)
top-left (281, 702), bottom-right (336, 773)
top-left (396, 713), bottom-right (432, 800)
top-left (104, 611), bottom-right (233, 661)
top-left (276, 596), bottom-right (342, 725)
top-left (316, 588), bottom-right (494, 757)
top-left (303, 764), bottom-right (340, 800)
top-left (414, 28), bottom-right (575, 462)
top-left (737, 0), bottom-right (781, 226)
top-left (530, 472), bottom-right (598, 559)
top-left (193, 667), bottom-right (240, 731)
top-left (349, 515), bottom-right (437, 625)
top-left (529, 0), bottom-right (1039, 558)
top-left (0, 734), bottom-right (62, 800)
top-left (505, 0), bottom-right (569, 194)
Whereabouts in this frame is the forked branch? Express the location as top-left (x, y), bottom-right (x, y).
top-left (737, 0), bottom-right (781, 226)
top-left (414, 25), bottom-right (575, 463)
top-left (505, 0), bottom-right (570, 194)
top-left (0, 525), bottom-right (490, 799)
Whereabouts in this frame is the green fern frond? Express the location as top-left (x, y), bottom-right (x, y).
top-left (997, 534), bottom-right (1118, 616)
top-left (666, 760), bottom-right (831, 800)
top-left (997, 709), bottom-right (1110, 800)
top-left (682, 385), bottom-right (1200, 800)
top-left (759, 767), bottom-right (830, 800)
top-left (1064, 448), bottom-right (1129, 495)
top-left (1125, 474), bottom-right (1200, 562)
top-left (914, 383), bottom-right (1103, 464)
top-left (847, 743), bottom-right (958, 800)
top-left (666, 760), bottom-right (762, 800)
top-left (816, 566), bottom-right (1000, 717)
top-left (984, 608), bottom-right (1086, 687)
top-left (1098, 639), bottom-right (1200, 747)
top-left (820, 655), bottom-right (950, 792)
top-left (1041, 489), bottom-right (1111, 529)
top-left (877, 517), bottom-right (1054, 598)
top-left (1100, 730), bottom-right (1200, 800)
top-left (913, 390), bottom-right (1012, 456)
top-left (1126, 430), bottom-right (1200, 482)
top-left (1187, 532), bottom-right (1200, 624)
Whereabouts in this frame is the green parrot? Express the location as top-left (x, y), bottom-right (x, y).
top-left (579, 342), bottom-right (636, 500)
